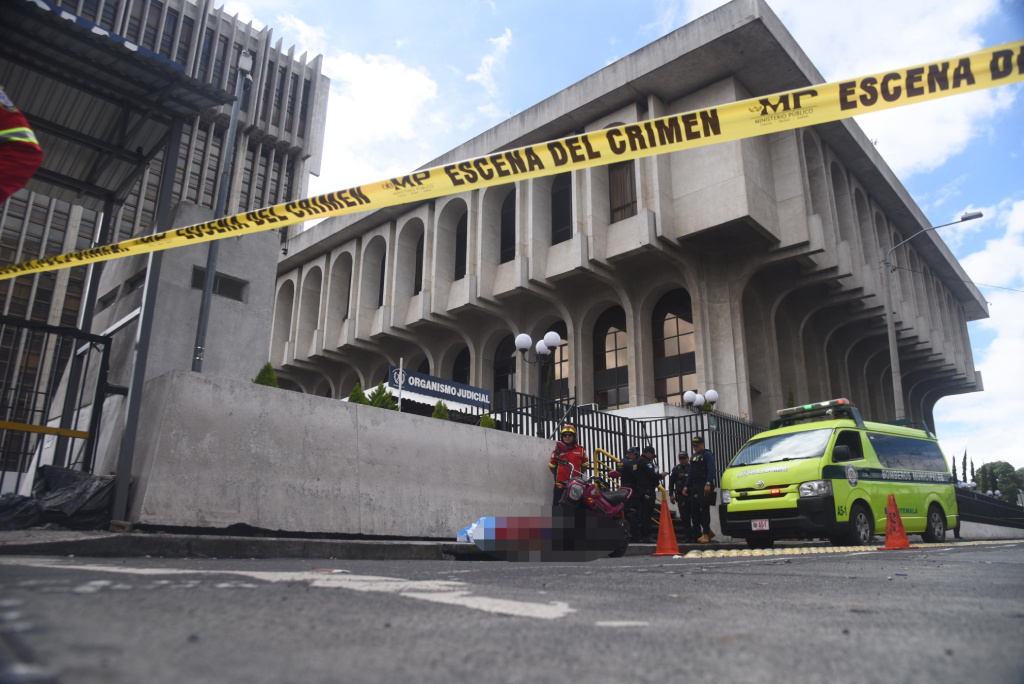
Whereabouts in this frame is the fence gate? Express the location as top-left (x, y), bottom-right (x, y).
top-left (0, 315), bottom-right (112, 495)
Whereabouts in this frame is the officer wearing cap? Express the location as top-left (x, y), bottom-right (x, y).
top-left (635, 446), bottom-right (667, 543)
top-left (669, 451), bottom-right (694, 543)
top-left (619, 446), bottom-right (641, 539)
top-left (683, 435), bottom-right (716, 543)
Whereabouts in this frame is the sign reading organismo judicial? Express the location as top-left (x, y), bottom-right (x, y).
top-left (388, 366), bottom-right (491, 409)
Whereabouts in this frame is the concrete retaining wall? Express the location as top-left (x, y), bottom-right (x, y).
top-left (129, 370), bottom-right (553, 537)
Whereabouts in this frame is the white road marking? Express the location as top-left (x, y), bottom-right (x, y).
top-left (595, 621), bottom-right (648, 627)
top-left (0, 558), bottom-right (575, 620)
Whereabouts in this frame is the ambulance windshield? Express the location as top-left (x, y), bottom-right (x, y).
top-left (730, 429), bottom-right (832, 467)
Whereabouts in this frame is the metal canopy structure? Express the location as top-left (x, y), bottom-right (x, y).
top-left (0, 0), bottom-right (232, 212)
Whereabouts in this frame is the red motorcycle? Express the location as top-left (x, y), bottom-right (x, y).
top-left (553, 457), bottom-right (634, 557)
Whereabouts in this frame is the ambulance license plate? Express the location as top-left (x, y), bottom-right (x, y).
top-left (751, 519), bottom-right (769, 531)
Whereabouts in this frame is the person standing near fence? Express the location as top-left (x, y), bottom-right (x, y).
top-left (619, 446), bottom-right (641, 540)
top-left (683, 436), bottom-right (716, 543)
top-left (636, 446), bottom-right (667, 543)
top-left (548, 424), bottom-right (588, 506)
top-left (669, 451), bottom-right (694, 543)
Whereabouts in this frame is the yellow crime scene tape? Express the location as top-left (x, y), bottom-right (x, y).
top-left (1, 40), bottom-right (1021, 281)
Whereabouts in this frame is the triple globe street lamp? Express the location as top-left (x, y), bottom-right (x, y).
top-left (883, 210), bottom-right (982, 420)
top-left (514, 331), bottom-right (562, 400)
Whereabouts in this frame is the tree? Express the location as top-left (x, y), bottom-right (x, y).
top-left (970, 459), bottom-right (975, 483)
top-left (976, 461), bottom-right (1022, 503)
top-left (367, 383), bottom-right (398, 410)
top-left (431, 400), bottom-right (450, 420)
top-left (961, 453), bottom-right (967, 484)
top-left (479, 414), bottom-right (496, 429)
top-left (348, 383), bottom-right (370, 405)
top-left (252, 362), bottom-right (279, 388)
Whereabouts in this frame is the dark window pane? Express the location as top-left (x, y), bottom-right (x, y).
top-left (551, 172), bottom-right (572, 245)
top-left (454, 213), bottom-right (468, 281)
top-left (499, 190), bottom-right (516, 264)
top-left (609, 160), bottom-right (636, 223)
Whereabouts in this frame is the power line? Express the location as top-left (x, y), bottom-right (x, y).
top-left (890, 265), bottom-right (1024, 294)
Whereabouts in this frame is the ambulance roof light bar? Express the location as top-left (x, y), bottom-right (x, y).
top-left (776, 398), bottom-right (853, 418)
top-left (770, 398), bottom-right (865, 430)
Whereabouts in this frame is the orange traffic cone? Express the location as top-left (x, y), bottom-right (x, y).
top-left (877, 493), bottom-right (919, 550)
top-left (651, 497), bottom-right (681, 557)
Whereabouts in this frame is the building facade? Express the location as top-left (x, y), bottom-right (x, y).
top-left (0, 0), bottom-right (329, 404)
top-left (270, 0), bottom-right (984, 430)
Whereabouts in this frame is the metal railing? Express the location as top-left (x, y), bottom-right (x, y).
top-left (0, 315), bottom-right (112, 494)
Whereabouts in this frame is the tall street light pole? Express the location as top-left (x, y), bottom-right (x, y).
top-left (883, 210), bottom-right (982, 420)
top-left (192, 50), bottom-right (254, 372)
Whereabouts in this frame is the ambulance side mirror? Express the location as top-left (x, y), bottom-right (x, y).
top-left (832, 445), bottom-right (852, 462)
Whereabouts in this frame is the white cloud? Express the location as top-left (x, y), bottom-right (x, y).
top-left (275, 14), bottom-right (327, 56)
top-left (935, 199), bottom-right (1024, 470)
top-left (308, 53), bottom-right (440, 197)
top-left (466, 28), bottom-right (513, 98)
top-left (222, 1), bottom-right (266, 30)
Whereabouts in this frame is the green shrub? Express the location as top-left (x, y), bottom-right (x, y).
top-left (431, 400), bottom-right (450, 420)
top-left (367, 382), bottom-right (398, 410)
top-left (479, 414), bottom-right (496, 429)
top-left (252, 362), bottom-right (279, 388)
top-left (348, 383), bottom-right (370, 405)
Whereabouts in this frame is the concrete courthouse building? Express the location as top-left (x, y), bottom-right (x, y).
top-left (272, 0), bottom-right (984, 430)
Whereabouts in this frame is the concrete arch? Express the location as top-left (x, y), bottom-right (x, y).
top-left (394, 217), bottom-right (425, 325)
top-left (802, 130), bottom-right (835, 244)
top-left (312, 374), bottom-right (335, 398)
top-left (271, 278), bottom-right (295, 366)
top-left (433, 196), bottom-right (470, 305)
top-left (481, 183), bottom-right (516, 264)
top-left (296, 266), bottom-right (322, 359)
top-left (854, 188), bottom-right (878, 281)
top-left (439, 342), bottom-right (472, 382)
top-left (325, 252), bottom-right (352, 348)
top-left (359, 235), bottom-right (388, 315)
top-left (829, 162), bottom-right (860, 256)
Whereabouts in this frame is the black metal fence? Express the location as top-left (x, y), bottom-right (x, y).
top-left (956, 488), bottom-right (1024, 529)
top-left (486, 389), bottom-right (765, 486)
top-left (0, 315), bottom-right (112, 494)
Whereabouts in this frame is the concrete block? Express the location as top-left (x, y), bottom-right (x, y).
top-left (129, 371), bottom-right (555, 538)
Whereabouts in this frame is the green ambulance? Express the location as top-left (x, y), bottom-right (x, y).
top-left (718, 398), bottom-right (957, 549)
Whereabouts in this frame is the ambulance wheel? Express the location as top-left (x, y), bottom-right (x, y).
top-left (843, 503), bottom-right (874, 546)
top-left (922, 505), bottom-right (946, 543)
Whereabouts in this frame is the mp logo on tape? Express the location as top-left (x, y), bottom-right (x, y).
top-left (1, 40), bottom-right (1021, 281)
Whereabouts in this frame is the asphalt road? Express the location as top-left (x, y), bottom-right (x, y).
top-left (1, 542), bottom-right (1022, 684)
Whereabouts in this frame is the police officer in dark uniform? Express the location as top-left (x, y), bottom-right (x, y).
top-left (619, 447), bottom-right (641, 541)
top-left (669, 451), bottom-right (694, 543)
top-left (635, 446), bottom-right (667, 543)
top-left (683, 435), bottom-right (716, 542)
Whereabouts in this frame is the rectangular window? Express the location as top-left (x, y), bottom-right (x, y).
top-left (197, 29), bottom-right (215, 82)
top-left (272, 66), bottom-right (287, 126)
top-left (608, 160), bottom-right (637, 223)
top-left (125, 269), bottom-right (147, 294)
top-left (159, 7), bottom-right (178, 58)
top-left (297, 78), bottom-right (311, 137)
top-left (260, 61), bottom-right (275, 122)
top-left (867, 434), bottom-right (949, 472)
top-left (176, 16), bottom-right (194, 65)
top-left (191, 267), bottom-right (248, 302)
top-left (95, 288), bottom-right (118, 314)
top-left (100, 0), bottom-right (118, 30)
top-left (142, 0), bottom-right (163, 51)
top-left (213, 35), bottom-right (229, 89)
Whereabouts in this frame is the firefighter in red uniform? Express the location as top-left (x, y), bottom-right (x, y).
top-left (548, 424), bottom-right (589, 506)
top-left (0, 85), bottom-right (43, 204)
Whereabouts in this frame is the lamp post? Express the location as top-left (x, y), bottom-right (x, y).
top-left (882, 211), bottom-right (982, 419)
top-left (683, 389), bottom-right (719, 412)
top-left (192, 50), bottom-right (254, 372)
top-left (514, 331), bottom-right (562, 400)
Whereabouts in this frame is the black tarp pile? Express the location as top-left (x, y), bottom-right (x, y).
top-left (0, 466), bottom-right (115, 530)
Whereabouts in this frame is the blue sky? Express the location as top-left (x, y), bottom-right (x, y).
top-left (224, 0), bottom-right (1024, 472)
